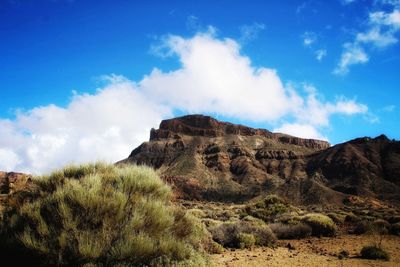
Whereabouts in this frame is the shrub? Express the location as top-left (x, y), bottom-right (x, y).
top-left (344, 213), bottom-right (360, 223)
top-left (353, 219), bottom-right (390, 235)
top-left (209, 220), bottom-right (276, 248)
top-left (188, 209), bottom-right (207, 218)
top-left (236, 233), bottom-right (256, 249)
top-left (360, 245), bottom-right (390, 261)
top-left (244, 200), bottom-right (289, 222)
top-left (0, 163), bottom-right (208, 266)
top-left (202, 218), bottom-right (222, 228)
top-left (264, 194), bottom-right (283, 205)
top-left (372, 219), bottom-right (390, 235)
top-left (390, 222), bottom-right (400, 235)
top-left (327, 213), bottom-right (346, 224)
top-left (353, 221), bottom-right (372, 235)
top-left (301, 213), bottom-right (337, 237)
top-left (269, 223), bottom-right (312, 239)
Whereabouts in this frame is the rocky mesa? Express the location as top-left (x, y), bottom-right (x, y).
top-left (118, 114), bottom-right (400, 206)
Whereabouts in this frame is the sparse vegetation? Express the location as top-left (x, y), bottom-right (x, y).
top-left (244, 195), bottom-right (290, 222)
top-left (269, 223), bottom-right (312, 239)
top-left (0, 163), bottom-right (209, 266)
top-left (353, 219), bottom-right (391, 235)
top-left (360, 245), bottom-right (390, 261)
top-left (236, 233), bottom-right (256, 249)
top-left (301, 213), bottom-right (337, 237)
top-left (209, 220), bottom-right (276, 248)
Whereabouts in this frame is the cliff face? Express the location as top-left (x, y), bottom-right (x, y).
top-left (119, 115), bottom-right (400, 206)
top-left (149, 115), bottom-right (330, 150)
top-left (117, 115), bottom-right (334, 205)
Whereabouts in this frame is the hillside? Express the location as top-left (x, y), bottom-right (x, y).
top-left (119, 114), bottom-right (400, 206)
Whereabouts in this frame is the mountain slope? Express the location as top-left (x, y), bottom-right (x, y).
top-left (119, 115), bottom-right (400, 206)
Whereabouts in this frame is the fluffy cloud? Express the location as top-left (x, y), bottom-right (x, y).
top-left (274, 123), bottom-right (328, 141)
top-left (0, 79), bottom-right (169, 173)
top-left (142, 32), bottom-right (299, 122)
top-left (334, 43), bottom-right (369, 75)
top-left (0, 31), bottom-right (367, 174)
top-left (335, 8), bottom-right (400, 74)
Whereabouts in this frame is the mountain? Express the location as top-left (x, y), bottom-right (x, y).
top-left (118, 114), bottom-right (400, 206)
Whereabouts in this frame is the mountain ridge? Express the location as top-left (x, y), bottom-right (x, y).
top-left (119, 114), bottom-right (400, 207)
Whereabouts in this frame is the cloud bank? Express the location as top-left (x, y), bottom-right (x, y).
top-left (0, 31), bottom-right (367, 174)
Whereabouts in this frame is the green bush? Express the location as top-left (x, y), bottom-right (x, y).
top-left (0, 163), bottom-right (208, 266)
top-left (360, 245), bottom-right (390, 261)
top-left (244, 199), bottom-right (289, 222)
top-left (301, 213), bottom-right (337, 237)
top-left (269, 223), bottom-right (312, 239)
top-left (236, 233), bottom-right (256, 249)
top-left (209, 220), bottom-right (276, 248)
top-left (327, 213), bottom-right (346, 224)
top-left (264, 194), bottom-right (283, 205)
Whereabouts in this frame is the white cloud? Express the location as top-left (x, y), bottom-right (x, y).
top-left (239, 22), bottom-right (265, 43)
top-left (274, 123), bottom-right (328, 141)
top-left (0, 79), bottom-right (170, 174)
top-left (143, 31), bottom-right (297, 122)
top-left (0, 148), bottom-right (21, 171)
top-left (335, 8), bottom-right (400, 74)
top-left (0, 31), bottom-right (367, 173)
top-left (302, 31), bottom-right (317, 46)
top-left (356, 27), bottom-right (398, 47)
top-left (369, 10), bottom-right (400, 27)
top-left (334, 43), bottom-right (369, 75)
top-left (315, 49), bottom-right (327, 61)
top-left (290, 84), bottom-right (367, 127)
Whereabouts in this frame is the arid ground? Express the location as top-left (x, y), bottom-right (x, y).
top-left (212, 235), bottom-right (400, 267)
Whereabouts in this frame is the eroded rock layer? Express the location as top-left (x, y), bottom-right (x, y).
top-left (118, 115), bottom-right (400, 206)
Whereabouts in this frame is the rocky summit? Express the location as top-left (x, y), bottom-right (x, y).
top-left (118, 114), bottom-right (400, 206)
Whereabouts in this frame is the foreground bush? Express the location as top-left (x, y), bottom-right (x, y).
top-left (0, 163), bottom-right (208, 266)
top-left (269, 223), bottom-right (312, 239)
top-left (209, 220), bottom-right (276, 248)
top-left (360, 245), bottom-right (390, 261)
top-left (301, 213), bottom-right (337, 237)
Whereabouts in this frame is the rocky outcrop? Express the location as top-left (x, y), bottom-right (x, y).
top-left (0, 171), bottom-right (32, 217)
top-left (0, 171), bottom-right (31, 195)
top-left (119, 115), bottom-right (400, 206)
top-left (150, 115), bottom-right (330, 150)
top-left (115, 115), bottom-right (346, 204)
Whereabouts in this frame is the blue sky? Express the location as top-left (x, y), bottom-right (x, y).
top-left (1, 0), bottom-right (399, 173)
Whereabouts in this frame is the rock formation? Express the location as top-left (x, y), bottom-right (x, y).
top-left (119, 115), bottom-right (400, 206)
